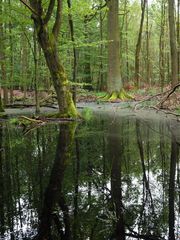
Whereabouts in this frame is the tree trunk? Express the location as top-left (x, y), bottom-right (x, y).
top-left (67, 0), bottom-right (77, 84)
top-left (168, 0), bottom-right (178, 86)
top-left (159, 0), bottom-right (166, 91)
top-left (24, 0), bottom-right (78, 118)
top-left (146, 0), bottom-right (151, 85)
top-left (125, 0), bottom-right (129, 82)
top-left (107, 0), bottom-right (122, 93)
top-left (98, 5), bottom-right (104, 91)
top-left (177, 0), bottom-right (180, 82)
top-left (37, 27), bottom-right (77, 117)
top-left (9, 0), bottom-right (14, 104)
top-left (33, 26), bottom-right (40, 114)
top-left (83, 17), bottom-right (92, 90)
top-left (135, 0), bottom-right (146, 87)
top-left (0, 0), bottom-right (8, 106)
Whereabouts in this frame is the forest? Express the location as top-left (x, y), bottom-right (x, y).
top-left (0, 0), bottom-right (179, 118)
top-left (0, 1), bottom-right (180, 240)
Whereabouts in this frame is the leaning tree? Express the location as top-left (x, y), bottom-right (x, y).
top-left (20, 0), bottom-right (78, 118)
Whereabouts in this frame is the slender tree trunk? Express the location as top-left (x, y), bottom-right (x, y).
top-left (21, 33), bottom-right (28, 101)
top-left (146, 0), bottom-right (151, 85)
top-left (98, 6), bottom-right (104, 91)
top-left (9, 0), bottom-right (13, 103)
top-left (67, 0), bottom-right (77, 83)
top-left (125, 0), bottom-right (129, 82)
top-left (33, 26), bottom-right (40, 114)
top-left (168, 0), bottom-right (178, 86)
top-left (135, 0), bottom-right (146, 87)
top-left (67, 0), bottom-right (77, 104)
top-left (83, 17), bottom-right (92, 90)
top-left (159, 0), bottom-right (166, 91)
top-left (0, 0), bottom-right (8, 105)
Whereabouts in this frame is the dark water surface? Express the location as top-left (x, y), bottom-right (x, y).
top-left (0, 113), bottom-right (180, 240)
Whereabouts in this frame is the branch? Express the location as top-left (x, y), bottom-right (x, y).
top-left (19, 0), bottom-right (38, 16)
top-left (158, 83), bottom-right (180, 108)
top-left (44, 0), bottom-right (55, 24)
top-left (85, 1), bottom-right (108, 23)
top-left (52, 0), bottom-right (62, 39)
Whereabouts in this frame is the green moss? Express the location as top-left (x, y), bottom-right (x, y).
top-left (98, 93), bottom-right (111, 101)
top-left (109, 91), bottom-right (119, 101)
top-left (98, 89), bottom-right (133, 101)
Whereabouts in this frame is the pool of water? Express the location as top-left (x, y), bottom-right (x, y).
top-left (0, 112), bottom-right (179, 239)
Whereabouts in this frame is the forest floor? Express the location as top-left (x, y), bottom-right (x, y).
top-left (1, 85), bottom-right (180, 121)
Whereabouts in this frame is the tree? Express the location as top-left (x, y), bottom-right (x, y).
top-left (168, 0), bottom-right (178, 86)
top-left (102, 0), bottom-right (132, 100)
top-left (20, 0), bottom-right (78, 118)
top-left (0, 0), bottom-right (8, 106)
top-left (135, 0), bottom-right (146, 87)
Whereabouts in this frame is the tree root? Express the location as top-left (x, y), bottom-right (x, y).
top-left (99, 89), bottom-right (133, 101)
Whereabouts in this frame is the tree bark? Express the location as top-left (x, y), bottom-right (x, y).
top-left (107, 0), bottom-right (122, 93)
top-left (159, 0), bottom-right (166, 91)
top-left (135, 0), bottom-right (146, 87)
top-left (168, 0), bottom-right (178, 86)
top-left (0, 0), bottom-right (8, 105)
top-left (177, 0), bottom-right (180, 82)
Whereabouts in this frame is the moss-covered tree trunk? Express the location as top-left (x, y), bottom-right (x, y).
top-left (20, 0), bottom-right (78, 118)
top-left (36, 25), bottom-right (77, 117)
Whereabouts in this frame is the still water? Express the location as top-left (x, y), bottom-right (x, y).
top-left (0, 112), bottom-right (180, 240)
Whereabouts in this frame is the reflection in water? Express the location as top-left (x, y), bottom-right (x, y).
top-left (109, 122), bottom-right (125, 240)
top-left (168, 135), bottom-right (179, 240)
top-left (34, 123), bottom-right (76, 240)
top-left (0, 115), bottom-right (180, 239)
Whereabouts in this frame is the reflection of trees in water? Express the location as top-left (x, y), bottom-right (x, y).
top-left (0, 117), bottom-right (180, 239)
top-left (168, 134), bottom-right (179, 240)
top-left (108, 121), bottom-right (125, 240)
top-left (34, 123), bottom-right (76, 240)
top-left (0, 124), bottom-right (5, 235)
